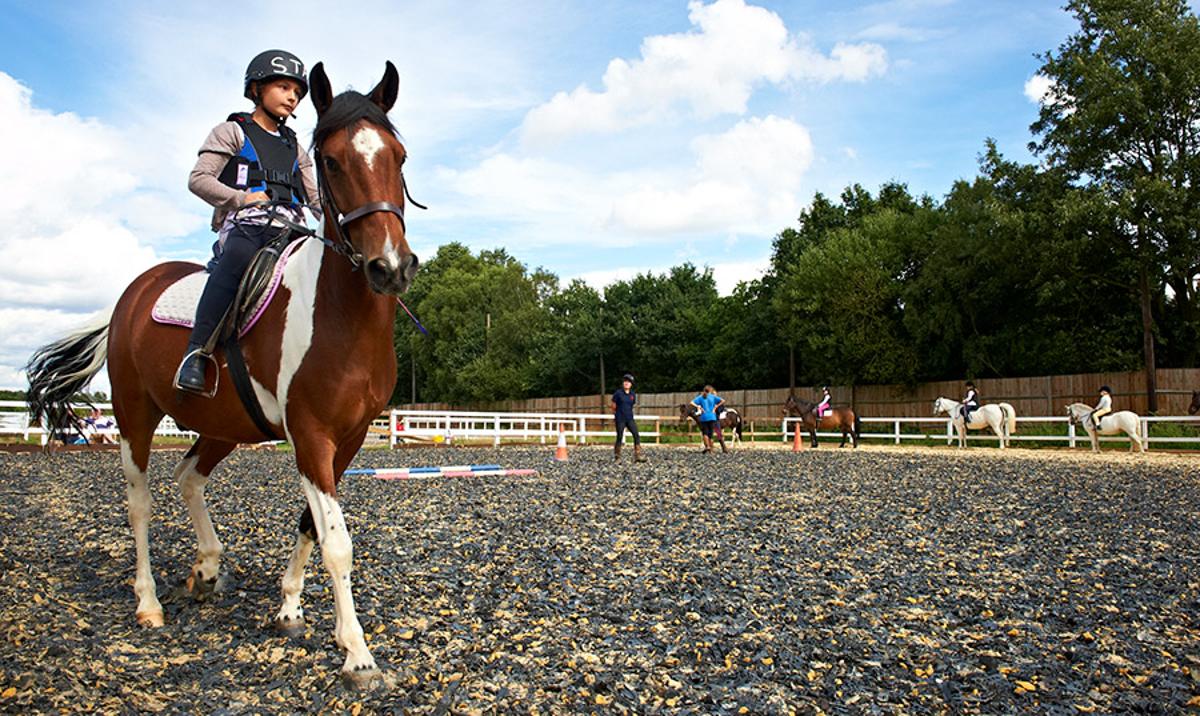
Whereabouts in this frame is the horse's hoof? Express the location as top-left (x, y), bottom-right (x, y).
top-left (186, 572), bottom-right (220, 598)
top-left (136, 610), bottom-right (164, 628)
top-left (274, 615), bottom-right (306, 638)
top-left (341, 665), bottom-right (383, 691)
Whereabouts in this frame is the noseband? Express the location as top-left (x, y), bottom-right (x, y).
top-left (313, 143), bottom-right (426, 269)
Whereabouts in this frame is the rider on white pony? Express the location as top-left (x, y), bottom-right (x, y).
top-left (961, 381), bottom-right (979, 423)
top-left (814, 386), bottom-right (832, 418)
top-left (1090, 386), bottom-right (1113, 430)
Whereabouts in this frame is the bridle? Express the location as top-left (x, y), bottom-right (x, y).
top-left (242, 125), bottom-right (430, 334)
top-left (312, 142), bottom-right (426, 270)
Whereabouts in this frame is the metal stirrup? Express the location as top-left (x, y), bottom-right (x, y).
top-left (173, 348), bottom-right (219, 399)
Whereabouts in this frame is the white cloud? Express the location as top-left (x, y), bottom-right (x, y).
top-left (608, 115), bottom-right (813, 234)
top-left (1023, 74), bottom-right (1054, 104)
top-left (0, 72), bottom-right (164, 389)
top-left (436, 115), bottom-right (813, 245)
top-left (520, 0), bottom-right (887, 145)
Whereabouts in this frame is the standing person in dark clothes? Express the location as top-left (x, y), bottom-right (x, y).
top-left (611, 373), bottom-right (647, 463)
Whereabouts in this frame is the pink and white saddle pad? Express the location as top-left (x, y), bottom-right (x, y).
top-left (151, 239), bottom-right (306, 336)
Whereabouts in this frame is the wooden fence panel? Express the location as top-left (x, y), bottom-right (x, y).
top-left (394, 369), bottom-right (1200, 419)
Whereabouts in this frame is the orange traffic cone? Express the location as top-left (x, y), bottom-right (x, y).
top-left (554, 423), bottom-right (569, 461)
top-left (792, 422), bottom-right (803, 452)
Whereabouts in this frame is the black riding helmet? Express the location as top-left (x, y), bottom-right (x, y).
top-left (622, 373), bottom-right (635, 385)
top-left (1099, 385), bottom-right (1112, 394)
top-left (244, 50), bottom-right (308, 100)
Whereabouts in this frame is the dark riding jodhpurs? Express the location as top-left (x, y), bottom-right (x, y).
top-left (699, 420), bottom-right (717, 438)
top-left (614, 414), bottom-right (643, 443)
top-left (188, 223), bottom-right (276, 349)
top-left (614, 416), bottom-right (641, 446)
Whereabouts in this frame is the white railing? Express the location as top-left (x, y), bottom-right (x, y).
top-left (781, 415), bottom-right (1200, 449)
top-left (390, 409), bottom-right (667, 447)
top-left (0, 400), bottom-right (197, 444)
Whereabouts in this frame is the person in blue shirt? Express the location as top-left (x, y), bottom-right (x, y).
top-left (611, 373), bottom-right (647, 462)
top-left (690, 384), bottom-right (726, 453)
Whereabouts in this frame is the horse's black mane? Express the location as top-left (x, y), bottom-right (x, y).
top-left (312, 91), bottom-right (398, 148)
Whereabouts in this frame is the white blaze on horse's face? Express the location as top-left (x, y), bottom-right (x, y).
top-left (323, 122), bottom-right (418, 294)
top-left (351, 126), bottom-right (386, 171)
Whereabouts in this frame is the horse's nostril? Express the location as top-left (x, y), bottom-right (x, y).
top-left (367, 258), bottom-right (393, 286)
top-left (402, 253), bottom-right (419, 281)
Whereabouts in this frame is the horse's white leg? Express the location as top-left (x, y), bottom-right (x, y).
top-left (121, 439), bottom-right (163, 627)
top-left (1129, 425), bottom-right (1144, 452)
top-left (276, 529), bottom-right (316, 632)
top-left (176, 453), bottom-right (223, 594)
top-left (276, 506), bottom-right (316, 633)
top-left (299, 476), bottom-right (377, 681)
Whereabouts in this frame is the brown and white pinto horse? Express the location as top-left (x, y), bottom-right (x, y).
top-left (783, 393), bottom-right (861, 448)
top-left (24, 62), bottom-right (416, 689)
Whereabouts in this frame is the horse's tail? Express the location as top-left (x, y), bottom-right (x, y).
top-left (853, 412), bottom-right (862, 443)
top-left (735, 411), bottom-right (743, 440)
top-left (25, 308), bottom-right (112, 440)
top-left (1001, 403), bottom-right (1016, 436)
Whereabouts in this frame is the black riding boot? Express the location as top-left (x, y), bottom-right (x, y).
top-left (175, 342), bottom-right (210, 393)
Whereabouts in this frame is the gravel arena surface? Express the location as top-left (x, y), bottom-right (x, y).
top-left (0, 445), bottom-right (1198, 714)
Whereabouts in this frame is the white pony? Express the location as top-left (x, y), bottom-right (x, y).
top-left (933, 397), bottom-right (1017, 448)
top-left (1066, 402), bottom-right (1144, 453)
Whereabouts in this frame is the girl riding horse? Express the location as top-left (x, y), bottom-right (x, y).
top-left (177, 50), bottom-right (321, 394)
top-left (783, 393), bottom-right (860, 448)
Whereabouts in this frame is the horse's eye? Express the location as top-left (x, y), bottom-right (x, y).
top-left (324, 156), bottom-right (340, 173)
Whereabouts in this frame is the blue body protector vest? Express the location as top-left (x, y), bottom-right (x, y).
top-left (217, 113), bottom-right (305, 205)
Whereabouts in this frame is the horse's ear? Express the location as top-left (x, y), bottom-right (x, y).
top-left (369, 61), bottom-right (399, 113)
top-left (310, 62), bottom-right (333, 116)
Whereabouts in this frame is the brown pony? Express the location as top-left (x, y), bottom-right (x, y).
top-left (24, 62), bottom-right (416, 689)
top-left (783, 393), bottom-right (861, 448)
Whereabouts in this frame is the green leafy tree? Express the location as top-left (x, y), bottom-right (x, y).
top-left (392, 243), bottom-right (550, 404)
top-left (777, 210), bottom-right (921, 385)
top-left (602, 265), bottom-right (719, 392)
top-left (1031, 0), bottom-right (1200, 408)
top-left (532, 279), bottom-right (611, 397)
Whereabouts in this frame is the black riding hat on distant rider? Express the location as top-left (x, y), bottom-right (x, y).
top-left (1100, 385), bottom-right (1111, 394)
top-left (244, 50), bottom-right (308, 100)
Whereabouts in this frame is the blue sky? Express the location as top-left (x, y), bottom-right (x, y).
top-left (0, 0), bottom-right (1080, 389)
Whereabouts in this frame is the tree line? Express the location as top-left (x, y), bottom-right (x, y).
top-left (392, 0), bottom-right (1200, 409)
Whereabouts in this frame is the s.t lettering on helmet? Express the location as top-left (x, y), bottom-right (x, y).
top-left (244, 50), bottom-right (308, 100)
